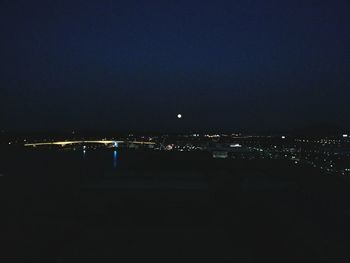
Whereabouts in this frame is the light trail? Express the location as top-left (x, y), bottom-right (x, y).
top-left (24, 140), bottom-right (155, 147)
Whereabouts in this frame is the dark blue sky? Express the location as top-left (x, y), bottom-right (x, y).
top-left (1, 0), bottom-right (349, 132)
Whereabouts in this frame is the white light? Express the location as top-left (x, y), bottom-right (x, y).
top-left (177, 114), bottom-right (182, 119)
top-left (343, 134), bottom-right (348, 138)
top-left (230, 144), bottom-right (242, 148)
top-left (281, 136), bottom-right (286, 139)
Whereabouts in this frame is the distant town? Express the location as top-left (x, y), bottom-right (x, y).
top-left (3, 132), bottom-right (350, 176)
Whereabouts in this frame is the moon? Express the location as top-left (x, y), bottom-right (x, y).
top-left (177, 113), bottom-right (182, 119)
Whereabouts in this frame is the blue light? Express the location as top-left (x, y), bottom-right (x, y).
top-left (113, 150), bottom-right (117, 168)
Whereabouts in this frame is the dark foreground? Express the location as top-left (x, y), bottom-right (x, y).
top-left (1, 149), bottom-right (350, 262)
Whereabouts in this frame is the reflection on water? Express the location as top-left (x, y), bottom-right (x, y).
top-left (113, 150), bottom-right (118, 168)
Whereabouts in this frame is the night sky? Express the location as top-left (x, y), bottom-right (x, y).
top-left (1, 0), bottom-right (349, 132)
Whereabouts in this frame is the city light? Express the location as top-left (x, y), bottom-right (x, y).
top-left (177, 114), bottom-right (182, 119)
top-left (11, 132), bottom-right (350, 176)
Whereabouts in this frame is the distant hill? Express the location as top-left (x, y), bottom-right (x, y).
top-left (290, 122), bottom-right (348, 136)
